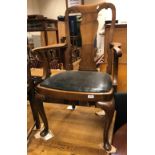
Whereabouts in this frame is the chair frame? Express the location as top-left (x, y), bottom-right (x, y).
top-left (31, 2), bottom-right (122, 151)
top-left (27, 47), bottom-right (41, 140)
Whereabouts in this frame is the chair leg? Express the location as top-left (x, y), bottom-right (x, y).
top-left (28, 90), bottom-right (40, 129)
top-left (35, 93), bottom-right (49, 137)
top-left (29, 99), bottom-right (41, 129)
top-left (64, 100), bottom-right (77, 110)
top-left (97, 98), bottom-right (115, 151)
top-left (72, 101), bottom-right (79, 109)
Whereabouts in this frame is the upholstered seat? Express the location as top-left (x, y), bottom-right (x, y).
top-left (40, 71), bottom-right (112, 93)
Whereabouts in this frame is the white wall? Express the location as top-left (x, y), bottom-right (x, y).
top-left (27, 0), bottom-right (41, 15)
top-left (85, 0), bottom-right (127, 22)
top-left (39, 0), bottom-right (66, 19)
top-left (84, 0), bottom-right (104, 4)
top-left (27, 0), bottom-right (127, 22)
top-left (27, 0), bottom-right (106, 19)
top-left (106, 0), bottom-right (127, 22)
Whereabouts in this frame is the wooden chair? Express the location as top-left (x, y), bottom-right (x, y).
top-left (31, 2), bottom-right (122, 151)
top-left (27, 47), bottom-right (41, 139)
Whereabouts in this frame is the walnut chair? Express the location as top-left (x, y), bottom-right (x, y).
top-left (27, 47), bottom-right (42, 139)
top-left (32, 2), bottom-right (122, 151)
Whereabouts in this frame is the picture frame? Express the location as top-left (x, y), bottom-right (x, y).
top-left (66, 0), bottom-right (84, 8)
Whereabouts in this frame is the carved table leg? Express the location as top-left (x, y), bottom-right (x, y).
top-left (97, 98), bottom-right (115, 151)
top-left (35, 93), bottom-right (49, 137)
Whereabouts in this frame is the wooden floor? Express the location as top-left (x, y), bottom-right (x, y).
top-left (27, 102), bottom-right (115, 155)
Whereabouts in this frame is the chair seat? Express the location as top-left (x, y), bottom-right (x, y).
top-left (40, 71), bottom-right (112, 93)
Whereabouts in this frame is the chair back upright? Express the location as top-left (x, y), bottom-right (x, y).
top-left (64, 2), bottom-right (116, 74)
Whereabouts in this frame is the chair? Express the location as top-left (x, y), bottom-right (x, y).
top-left (31, 2), bottom-right (122, 151)
top-left (27, 46), bottom-right (41, 139)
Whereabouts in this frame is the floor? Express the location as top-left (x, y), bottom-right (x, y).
top-left (27, 102), bottom-right (115, 155)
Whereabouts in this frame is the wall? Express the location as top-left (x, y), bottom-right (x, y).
top-left (106, 0), bottom-right (127, 22)
top-left (85, 0), bottom-right (127, 22)
top-left (38, 0), bottom-right (105, 19)
top-left (84, 0), bottom-right (104, 4)
top-left (27, 0), bottom-right (42, 48)
top-left (27, 0), bottom-right (41, 15)
top-left (27, 0), bottom-right (127, 22)
top-left (39, 0), bottom-right (66, 19)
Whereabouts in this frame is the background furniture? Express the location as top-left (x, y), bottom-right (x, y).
top-left (27, 15), bottom-right (67, 69)
top-left (27, 15), bottom-right (58, 46)
top-left (114, 92), bottom-right (127, 132)
top-left (112, 92), bottom-right (127, 155)
top-left (68, 15), bottom-right (81, 62)
top-left (112, 124), bottom-right (127, 155)
top-left (32, 2), bottom-right (122, 152)
top-left (27, 15), bottom-right (81, 69)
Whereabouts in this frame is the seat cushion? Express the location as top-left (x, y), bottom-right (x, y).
top-left (40, 71), bottom-right (112, 93)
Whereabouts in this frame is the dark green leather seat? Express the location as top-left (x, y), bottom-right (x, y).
top-left (40, 71), bottom-right (112, 93)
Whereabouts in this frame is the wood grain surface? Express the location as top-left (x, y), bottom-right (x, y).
top-left (28, 103), bottom-right (115, 155)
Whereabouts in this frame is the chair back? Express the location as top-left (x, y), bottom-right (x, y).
top-left (65, 2), bottom-right (116, 74)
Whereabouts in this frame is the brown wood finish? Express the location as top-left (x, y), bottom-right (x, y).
top-left (27, 16), bottom-right (64, 70)
top-left (104, 24), bottom-right (127, 64)
top-left (32, 43), bottom-right (67, 79)
top-left (41, 31), bottom-right (58, 46)
top-left (31, 2), bottom-right (122, 152)
top-left (28, 103), bottom-right (116, 155)
top-left (32, 43), bottom-right (67, 52)
top-left (97, 99), bottom-right (115, 151)
top-left (27, 48), bottom-right (41, 139)
top-left (27, 64), bottom-right (41, 131)
top-left (58, 21), bottom-right (66, 43)
top-left (101, 24), bottom-right (127, 92)
top-left (100, 63), bottom-right (127, 92)
top-left (37, 85), bottom-right (114, 102)
top-left (27, 16), bottom-right (59, 46)
top-left (64, 3), bottom-right (116, 72)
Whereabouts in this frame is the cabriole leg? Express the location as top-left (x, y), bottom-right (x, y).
top-left (28, 89), bottom-right (40, 129)
top-left (97, 98), bottom-right (115, 151)
top-left (35, 93), bottom-right (49, 137)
